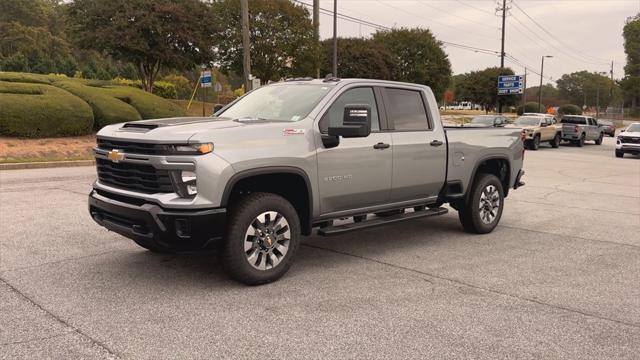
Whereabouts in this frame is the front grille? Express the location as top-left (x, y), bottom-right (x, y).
top-left (97, 138), bottom-right (169, 155)
top-left (620, 136), bottom-right (640, 144)
top-left (96, 158), bottom-right (174, 194)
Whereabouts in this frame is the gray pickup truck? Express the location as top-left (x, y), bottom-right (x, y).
top-left (560, 115), bottom-right (604, 146)
top-left (88, 78), bottom-right (525, 284)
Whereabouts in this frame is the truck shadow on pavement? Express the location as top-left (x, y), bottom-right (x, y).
top-left (106, 214), bottom-right (476, 287)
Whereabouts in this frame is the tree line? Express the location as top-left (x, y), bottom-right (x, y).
top-left (0, 0), bottom-right (638, 112)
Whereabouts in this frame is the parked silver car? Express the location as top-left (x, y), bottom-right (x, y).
top-left (560, 115), bottom-right (604, 147)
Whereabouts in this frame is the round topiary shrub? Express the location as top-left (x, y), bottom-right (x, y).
top-left (557, 104), bottom-right (582, 115)
top-left (0, 81), bottom-right (94, 137)
top-left (516, 102), bottom-right (546, 115)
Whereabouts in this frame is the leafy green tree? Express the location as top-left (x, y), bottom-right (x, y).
top-left (213, 0), bottom-right (314, 83)
top-left (524, 84), bottom-right (564, 107)
top-left (67, 0), bottom-right (216, 92)
top-left (0, 0), bottom-right (54, 28)
top-left (556, 71), bottom-right (620, 108)
top-left (454, 67), bottom-right (519, 111)
top-left (621, 14), bottom-right (640, 111)
top-left (0, 22), bottom-right (77, 75)
top-left (319, 38), bottom-right (395, 80)
top-left (373, 28), bottom-right (451, 99)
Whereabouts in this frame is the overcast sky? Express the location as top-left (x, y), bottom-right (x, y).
top-left (307, 0), bottom-right (638, 87)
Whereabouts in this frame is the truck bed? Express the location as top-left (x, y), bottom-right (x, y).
top-left (444, 127), bottom-right (524, 195)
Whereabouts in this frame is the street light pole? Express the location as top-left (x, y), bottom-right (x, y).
top-left (332, 0), bottom-right (338, 77)
top-left (595, 71), bottom-right (608, 118)
top-left (538, 55), bottom-right (552, 112)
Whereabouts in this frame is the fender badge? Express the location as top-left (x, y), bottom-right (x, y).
top-left (107, 149), bottom-right (125, 163)
top-left (283, 128), bottom-right (305, 136)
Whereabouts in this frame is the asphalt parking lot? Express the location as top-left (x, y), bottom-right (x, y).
top-left (1, 136), bottom-right (639, 359)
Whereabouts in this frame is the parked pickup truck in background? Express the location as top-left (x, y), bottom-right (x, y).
top-left (88, 78), bottom-right (525, 285)
top-left (560, 115), bottom-right (604, 147)
top-left (616, 122), bottom-right (640, 158)
top-left (508, 114), bottom-right (561, 150)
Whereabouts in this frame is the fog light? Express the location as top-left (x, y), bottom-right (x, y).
top-left (182, 170), bottom-right (197, 196)
top-left (170, 170), bottom-right (198, 197)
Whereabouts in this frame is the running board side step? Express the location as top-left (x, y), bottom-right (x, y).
top-left (317, 207), bottom-right (448, 237)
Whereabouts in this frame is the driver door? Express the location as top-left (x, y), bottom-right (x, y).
top-left (316, 87), bottom-right (392, 215)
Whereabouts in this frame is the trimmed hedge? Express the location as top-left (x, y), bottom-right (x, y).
top-left (557, 104), bottom-right (582, 115)
top-left (53, 80), bottom-right (142, 128)
top-left (517, 102), bottom-right (546, 115)
top-left (102, 85), bottom-right (186, 119)
top-left (0, 81), bottom-right (94, 137)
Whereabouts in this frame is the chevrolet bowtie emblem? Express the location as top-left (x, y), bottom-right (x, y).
top-left (107, 149), bottom-right (125, 163)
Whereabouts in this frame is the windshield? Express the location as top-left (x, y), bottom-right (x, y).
top-left (470, 116), bottom-right (494, 125)
top-left (514, 117), bottom-right (541, 126)
top-left (561, 116), bottom-right (586, 125)
top-left (218, 83), bottom-right (333, 121)
top-left (627, 124), bottom-right (640, 132)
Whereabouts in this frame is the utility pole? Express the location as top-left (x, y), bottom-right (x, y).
top-left (522, 67), bottom-right (527, 107)
top-left (241, 0), bottom-right (251, 92)
top-left (313, 0), bottom-right (320, 78)
top-left (332, 0), bottom-right (338, 77)
top-left (538, 55), bottom-right (552, 112)
top-left (497, 0), bottom-right (508, 113)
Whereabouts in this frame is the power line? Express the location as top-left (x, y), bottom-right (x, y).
top-left (511, 0), bottom-right (610, 65)
top-left (294, 0), bottom-right (502, 56)
top-left (412, 1), bottom-right (499, 30)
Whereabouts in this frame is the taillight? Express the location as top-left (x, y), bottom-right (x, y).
top-left (574, 125), bottom-right (579, 133)
top-left (521, 130), bottom-right (526, 141)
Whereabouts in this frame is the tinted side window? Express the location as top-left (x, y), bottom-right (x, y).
top-left (385, 88), bottom-right (430, 131)
top-left (319, 87), bottom-right (380, 133)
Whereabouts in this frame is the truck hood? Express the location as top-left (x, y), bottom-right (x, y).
top-left (620, 131), bottom-right (640, 137)
top-left (97, 117), bottom-right (267, 143)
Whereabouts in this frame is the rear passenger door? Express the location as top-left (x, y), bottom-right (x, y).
top-left (382, 87), bottom-right (446, 204)
top-left (588, 118), bottom-right (599, 139)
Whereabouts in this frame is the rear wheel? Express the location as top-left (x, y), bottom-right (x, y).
top-left (458, 174), bottom-right (504, 234)
top-left (550, 133), bottom-right (561, 148)
top-left (615, 150), bottom-right (624, 158)
top-left (576, 134), bottom-right (585, 147)
top-left (531, 135), bottom-right (540, 150)
top-left (595, 133), bottom-right (603, 145)
top-left (221, 193), bottom-right (300, 285)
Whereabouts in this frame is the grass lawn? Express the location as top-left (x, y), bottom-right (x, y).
top-left (171, 100), bottom-right (215, 117)
top-left (0, 135), bottom-right (96, 164)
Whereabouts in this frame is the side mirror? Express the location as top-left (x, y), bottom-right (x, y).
top-left (327, 104), bottom-right (372, 138)
top-left (540, 123), bottom-right (548, 127)
top-left (620, 129), bottom-right (625, 132)
top-left (213, 104), bottom-right (224, 114)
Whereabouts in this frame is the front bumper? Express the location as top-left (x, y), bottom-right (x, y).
top-left (89, 190), bottom-right (226, 252)
top-left (616, 144), bottom-right (640, 154)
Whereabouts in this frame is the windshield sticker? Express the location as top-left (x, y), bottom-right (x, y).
top-left (283, 128), bottom-right (305, 136)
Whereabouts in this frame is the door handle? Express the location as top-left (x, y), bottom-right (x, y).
top-left (373, 142), bottom-right (390, 149)
top-left (430, 140), bottom-right (444, 147)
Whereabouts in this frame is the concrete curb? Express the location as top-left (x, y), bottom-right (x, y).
top-left (0, 159), bottom-right (95, 171)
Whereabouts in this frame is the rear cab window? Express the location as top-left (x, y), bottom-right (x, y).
top-left (561, 116), bottom-right (587, 125)
top-left (384, 88), bottom-right (431, 131)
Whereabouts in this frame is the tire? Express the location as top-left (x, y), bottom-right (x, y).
top-left (221, 192), bottom-right (301, 285)
top-left (595, 133), bottom-right (603, 145)
top-left (458, 174), bottom-right (504, 234)
top-left (615, 151), bottom-right (624, 158)
top-left (550, 133), bottom-right (561, 148)
top-left (530, 135), bottom-right (540, 150)
top-left (576, 134), bottom-right (585, 147)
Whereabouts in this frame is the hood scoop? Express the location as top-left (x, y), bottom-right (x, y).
top-left (122, 123), bottom-right (159, 131)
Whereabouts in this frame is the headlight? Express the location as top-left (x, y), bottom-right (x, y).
top-left (170, 143), bottom-right (213, 155)
top-left (170, 170), bottom-right (198, 197)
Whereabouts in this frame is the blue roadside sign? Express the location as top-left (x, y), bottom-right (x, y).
top-left (201, 71), bottom-right (212, 88)
top-left (497, 75), bottom-right (523, 95)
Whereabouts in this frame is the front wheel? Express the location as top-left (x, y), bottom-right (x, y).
top-left (458, 174), bottom-right (504, 234)
top-left (550, 133), bottom-right (561, 148)
top-left (221, 193), bottom-right (301, 285)
top-left (615, 150), bottom-right (624, 158)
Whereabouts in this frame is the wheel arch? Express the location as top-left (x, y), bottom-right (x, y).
top-left (221, 167), bottom-right (313, 235)
top-left (468, 156), bottom-right (511, 198)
